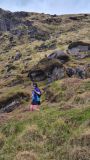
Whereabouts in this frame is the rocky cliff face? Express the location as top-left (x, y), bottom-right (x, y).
top-left (0, 8), bottom-right (18, 31)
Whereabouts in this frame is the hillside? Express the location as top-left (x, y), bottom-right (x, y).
top-left (0, 8), bottom-right (90, 160)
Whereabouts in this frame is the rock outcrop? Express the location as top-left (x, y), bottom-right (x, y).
top-left (48, 50), bottom-right (69, 63)
top-left (0, 8), bottom-right (50, 41)
top-left (28, 58), bottom-right (66, 82)
top-left (0, 9), bottom-right (21, 31)
top-left (68, 41), bottom-right (90, 59)
top-left (0, 92), bottom-right (30, 113)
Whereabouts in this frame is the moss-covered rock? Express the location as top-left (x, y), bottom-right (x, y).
top-left (28, 58), bottom-right (66, 82)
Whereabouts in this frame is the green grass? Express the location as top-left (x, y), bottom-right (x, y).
top-left (0, 105), bottom-right (90, 160)
top-left (0, 79), bottom-right (89, 159)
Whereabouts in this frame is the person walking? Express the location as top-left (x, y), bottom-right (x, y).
top-left (30, 83), bottom-right (41, 111)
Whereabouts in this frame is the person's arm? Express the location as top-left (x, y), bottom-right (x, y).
top-left (34, 88), bottom-right (41, 95)
top-left (32, 90), bottom-right (34, 98)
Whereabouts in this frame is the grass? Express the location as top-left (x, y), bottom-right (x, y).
top-left (0, 80), bottom-right (90, 160)
top-left (0, 76), bottom-right (90, 160)
top-left (0, 103), bottom-right (90, 160)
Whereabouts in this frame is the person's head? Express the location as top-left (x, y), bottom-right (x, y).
top-left (33, 83), bottom-right (37, 88)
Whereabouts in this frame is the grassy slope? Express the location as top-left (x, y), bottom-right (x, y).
top-left (0, 78), bottom-right (90, 160)
top-left (0, 12), bottom-right (90, 160)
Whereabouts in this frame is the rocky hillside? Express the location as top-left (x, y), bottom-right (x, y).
top-left (0, 8), bottom-right (90, 160)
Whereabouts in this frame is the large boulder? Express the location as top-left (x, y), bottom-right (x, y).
top-left (48, 50), bottom-right (69, 63)
top-left (68, 41), bottom-right (90, 59)
top-left (28, 58), bottom-right (65, 82)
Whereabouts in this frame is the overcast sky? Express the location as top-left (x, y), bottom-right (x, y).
top-left (0, 0), bottom-right (90, 15)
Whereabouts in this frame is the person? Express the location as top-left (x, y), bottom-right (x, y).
top-left (30, 83), bottom-right (41, 111)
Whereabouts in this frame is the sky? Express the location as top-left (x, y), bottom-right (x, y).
top-left (0, 0), bottom-right (90, 15)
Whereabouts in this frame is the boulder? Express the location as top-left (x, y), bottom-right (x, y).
top-left (68, 41), bottom-right (90, 59)
top-left (68, 41), bottom-right (90, 50)
top-left (28, 58), bottom-right (65, 82)
top-left (66, 67), bottom-right (75, 77)
top-left (66, 66), bottom-right (88, 79)
top-left (75, 67), bottom-right (86, 79)
top-left (0, 92), bottom-right (30, 113)
top-left (48, 50), bottom-right (69, 63)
